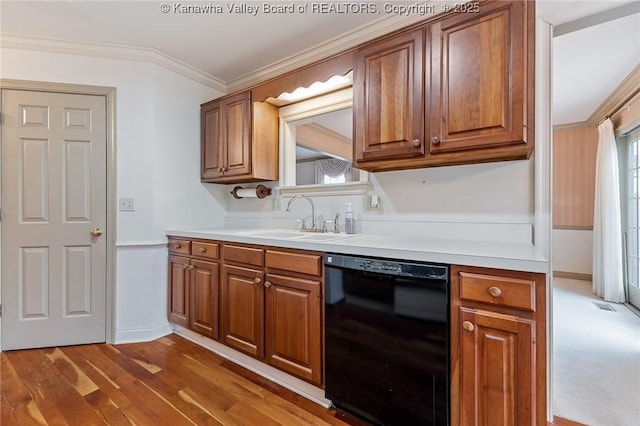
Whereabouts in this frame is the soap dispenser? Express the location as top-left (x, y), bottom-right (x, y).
top-left (345, 202), bottom-right (355, 234)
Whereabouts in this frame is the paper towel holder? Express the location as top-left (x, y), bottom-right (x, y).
top-left (230, 184), bottom-right (272, 199)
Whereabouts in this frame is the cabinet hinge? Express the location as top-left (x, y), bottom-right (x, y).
top-left (0, 304), bottom-right (3, 317)
top-left (0, 208), bottom-right (3, 222)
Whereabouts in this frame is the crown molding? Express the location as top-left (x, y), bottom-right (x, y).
top-left (552, 121), bottom-right (592, 131)
top-left (226, 10), bottom-right (439, 92)
top-left (587, 63), bottom-right (640, 126)
top-left (0, 34), bottom-right (227, 92)
top-left (1, 0), bottom-right (458, 95)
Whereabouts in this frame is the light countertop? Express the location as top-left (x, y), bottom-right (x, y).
top-left (165, 228), bottom-right (548, 274)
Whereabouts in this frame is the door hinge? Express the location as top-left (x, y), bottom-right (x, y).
top-left (0, 304), bottom-right (3, 317)
top-left (0, 208), bottom-right (3, 222)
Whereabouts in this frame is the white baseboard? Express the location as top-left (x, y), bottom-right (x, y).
top-left (173, 325), bottom-right (331, 409)
top-left (114, 322), bottom-right (173, 344)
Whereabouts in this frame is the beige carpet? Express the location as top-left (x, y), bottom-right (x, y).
top-left (553, 278), bottom-right (640, 426)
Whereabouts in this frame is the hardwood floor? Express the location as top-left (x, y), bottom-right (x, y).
top-left (1, 333), bottom-right (585, 425)
top-left (0, 334), bottom-right (366, 426)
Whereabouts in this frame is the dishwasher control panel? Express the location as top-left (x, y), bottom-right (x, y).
top-left (324, 254), bottom-right (448, 281)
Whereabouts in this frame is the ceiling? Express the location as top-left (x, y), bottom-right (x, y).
top-left (549, 3), bottom-right (640, 125)
top-left (1, 0), bottom-right (639, 125)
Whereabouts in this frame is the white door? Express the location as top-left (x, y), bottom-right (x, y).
top-left (1, 89), bottom-right (107, 350)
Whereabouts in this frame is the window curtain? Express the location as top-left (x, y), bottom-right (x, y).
top-left (593, 118), bottom-right (625, 302)
top-left (315, 158), bottom-right (352, 183)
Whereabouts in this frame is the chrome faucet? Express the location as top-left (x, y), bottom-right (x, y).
top-left (286, 195), bottom-right (315, 230)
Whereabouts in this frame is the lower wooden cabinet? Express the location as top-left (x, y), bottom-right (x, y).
top-left (459, 308), bottom-right (535, 425)
top-left (169, 237), bottom-right (326, 385)
top-left (451, 265), bottom-right (546, 426)
top-left (168, 254), bottom-right (190, 327)
top-left (208, 242), bottom-right (324, 386)
top-left (168, 239), bottom-right (220, 339)
top-left (190, 259), bottom-right (220, 339)
top-left (265, 273), bottom-right (322, 384)
top-left (220, 263), bottom-right (265, 357)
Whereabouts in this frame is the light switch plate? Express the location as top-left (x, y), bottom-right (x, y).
top-left (119, 198), bottom-right (134, 212)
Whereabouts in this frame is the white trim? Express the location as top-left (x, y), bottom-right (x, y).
top-left (226, 9), bottom-right (440, 91)
top-left (0, 34), bottom-right (226, 92)
top-left (535, 16), bottom-right (554, 423)
top-left (277, 181), bottom-right (371, 197)
top-left (173, 325), bottom-right (331, 408)
top-left (116, 241), bottom-right (168, 249)
top-left (114, 322), bottom-right (173, 344)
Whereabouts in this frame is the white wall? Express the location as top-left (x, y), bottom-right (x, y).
top-left (552, 229), bottom-right (593, 276)
top-left (226, 157), bottom-right (536, 242)
top-left (0, 47), bottom-right (228, 342)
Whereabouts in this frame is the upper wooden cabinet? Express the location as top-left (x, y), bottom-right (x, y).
top-left (201, 91), bottom-right (278, 183)
top-left (429, 0), bottom-right (529, 154)
top-left (354, 0), bottom-right (534, 171)
top-left (354, 28), bottom-right (425, 162)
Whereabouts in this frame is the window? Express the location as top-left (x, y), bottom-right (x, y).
top-left (625, 133), bottom-right (640, 308)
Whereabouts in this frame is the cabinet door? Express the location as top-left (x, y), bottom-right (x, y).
top-left (264, 274), bottom-right (322, 385)
top-left (201, 100), bottom-right (224, 180)
top-left (190, 259), bottom-right (220, 339)
top-left (430, 1), bottom-right (527, 153)
top-left (459, 307), bottom-right (535, 426)
top-left (221, 91), bottom-right (252, 178)
top-left (168, 255), bottom-right (190, 327)
top-left (354, 28), bottom-right (424, 163)
top-left (220, 264), bottom-right (264, 358)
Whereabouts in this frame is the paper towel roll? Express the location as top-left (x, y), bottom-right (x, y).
top-left (230, 185), bottom-right (272, 199)
top-left (235, 188), bottom-right (258, 198)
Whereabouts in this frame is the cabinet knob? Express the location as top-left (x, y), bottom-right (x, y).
top-left (186, 264), bottom-right (194, 270)
top-left (488, 286), bottom-right (503, 298)
top-left (254, 277), bottom-right (261, 285)
top-left (431, 136), bottom-right (441, 145)
top-left (199, 247), bottom-right (206, 253)
top-left (463, 321), bottom-right (475, 332)
top-left (412, 139), bottom-right (421, 147)
top-left (264, 281), bottom-right (272, 288)
top-left (175, 243), bottom-right (181, 249)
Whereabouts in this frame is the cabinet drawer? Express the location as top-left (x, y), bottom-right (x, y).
top-left (168, 238), bottom-right (191, 255)
top-left (266, 250), bottom-right (322, 276)
top-left (223, 244), bottom-right (264, 267)
top-left (459, 272), bottom-right (536, 312)
top-left (192, 241), bottom-right (219, 260)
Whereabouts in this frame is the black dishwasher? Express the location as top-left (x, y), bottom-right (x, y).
top-left (324, 254), bottom-right (449, 426)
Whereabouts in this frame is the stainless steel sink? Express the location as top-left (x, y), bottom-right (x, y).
top-left (235, 229), bottom-right (351, 242)
top-left (296, 233), bottom-right (352, 241)
top-left (242, 230), bottom-right (303, 239)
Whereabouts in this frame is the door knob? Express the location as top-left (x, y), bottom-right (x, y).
top-left (90, 228), bottom-right (103, 237)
